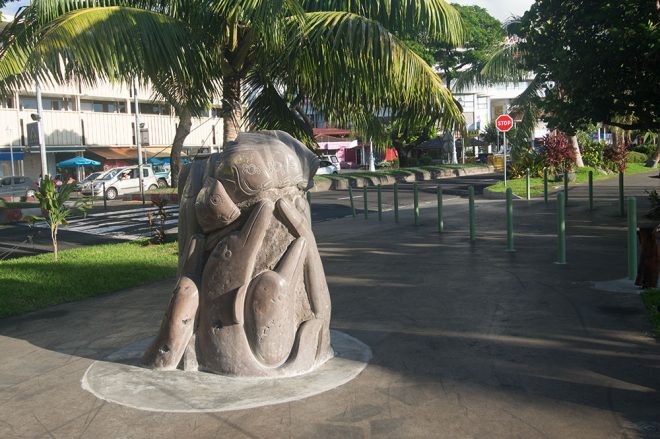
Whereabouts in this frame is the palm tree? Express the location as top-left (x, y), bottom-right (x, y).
top-left (0, 0), bottom-right (465, 186)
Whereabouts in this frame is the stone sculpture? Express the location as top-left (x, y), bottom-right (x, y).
top-left (142, 130), bottom-right (333, 377)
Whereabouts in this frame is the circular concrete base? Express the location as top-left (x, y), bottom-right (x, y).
top-left (81, 330), bottom-right (371, 413)
top-left (592, 278), bottom-right (642, 294)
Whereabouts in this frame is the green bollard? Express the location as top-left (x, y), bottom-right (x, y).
top-left (526, 168), bottom-right (531, 200)
top-left (377, 184), bottom-right (382, 221)
top-left (543, 168), bottom-right (548, 204)
top-left (588, 170), bottom-right (593, 211)
top-left (437, 185), bottom-right (443, 233)
top-left (394, 183), bottom-right (399, 223)
top-left (619, 172), bottom-right (625, 217)
top-left (363, 186), bottom-right (368, 219)
top-left (469, 185), bottom-right (475, 241)
top-left (557, 192), bottom-right (566, 264)
top-left (413, 182), bottom-right (419, 226)
top-left (506, 187), bottom-right (514, 251)
top-left (348, 185), bottom-right (356, 218)
top-left (563, 170), bottom-right (568, 206)
top-left (627, 197), bottom-right (637, 280)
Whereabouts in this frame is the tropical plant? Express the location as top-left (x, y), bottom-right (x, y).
top-left (603, 143), bottom-right (628, 173)
top-left (580, 140), bottom-right (606, 169)
top-left (0, 0), bottom-right (466, 186)
top-left (542, 133), bottom-right (576, 175)
top-left (27, 176), bottom-right (89, 260)
top-left (626, 151), bottom-right (648, 164)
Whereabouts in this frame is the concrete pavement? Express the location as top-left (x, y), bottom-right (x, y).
top-left (0, 171), bottom-right (659, 438)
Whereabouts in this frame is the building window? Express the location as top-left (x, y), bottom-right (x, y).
top-left (138, 102), bottom-right (171, 115)
top-left (19, 96), bottom-right (71, 111)
top-left (0, 97), bottom-right (14, 109)
top-left (80, 99), bottom-right (127, 113)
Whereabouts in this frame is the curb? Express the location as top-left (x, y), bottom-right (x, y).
top-left (0, 207), bottom-right (43, 224)
top-left (314, 166), bottom-right (495, 191)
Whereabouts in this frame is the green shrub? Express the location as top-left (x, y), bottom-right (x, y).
top-left (376, 160), bottom-right (392, 169)
top-left (581, 140), bottom-right (606, 168)
top-left (626, 151), bottom-right (648, 163)
top-left (419, 155), bottom-right (433, 166)
top-left (633, 144), bottom-right (656, 156)
top-left (391, 157), bottom-right (400, 169)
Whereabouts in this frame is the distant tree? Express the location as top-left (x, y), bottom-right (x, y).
top-left (519, 0), bottom-right (660, 165)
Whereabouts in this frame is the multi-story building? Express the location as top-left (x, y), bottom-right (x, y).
top-left (0, 79), bottom-right (223, 179)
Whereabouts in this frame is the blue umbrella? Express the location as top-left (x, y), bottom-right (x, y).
top-left (57, 157), bottom-right (102, 168)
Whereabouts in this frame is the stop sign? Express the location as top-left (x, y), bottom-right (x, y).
top-left (496, 114), bottom-right (514, 132)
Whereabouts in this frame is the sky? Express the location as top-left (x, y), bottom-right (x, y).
top-left (2, 1), bottom-right (534, 22)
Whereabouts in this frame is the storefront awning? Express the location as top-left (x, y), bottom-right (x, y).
top-left (0, 152), bottom-right (24, 161)
top-left (86, 146), bottom-right (185, 160)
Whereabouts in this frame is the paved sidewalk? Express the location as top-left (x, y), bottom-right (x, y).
top-left (0, 171), bottom-right (659, 438)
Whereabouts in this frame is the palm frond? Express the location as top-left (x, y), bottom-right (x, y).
top-left (289, 11), bottom-right (463, 131)
top-left (300, 0), bottom-right (463, 45)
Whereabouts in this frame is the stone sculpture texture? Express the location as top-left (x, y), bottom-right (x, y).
top-left (142, 130), bottom-right (333, 377)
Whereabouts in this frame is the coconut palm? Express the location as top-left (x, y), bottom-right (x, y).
top-left (0, 0), bottom-right (465, 186)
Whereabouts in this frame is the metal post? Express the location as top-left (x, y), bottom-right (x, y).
top-left (377, 185), bottom-right (382, 221)
top-left (102, 182), bottom-right (107, 211)
top-left (543, 168), bottom-right (548, 204)
top-left (437, 185), bottom-right (443, 233)
top-left (627, 197), bottom-right (637, 280)
top-left (588, 171), bottom-right (593, 210)
top-left (503, 131), bottom-right (507, 187)
top-left (393, 183), bottom-right (399, 223)
top-left (363, 186), bottom-right (368, 219)
top-left (506, 187), bottom-right (514, 251)
top-left (133, 77), bottom-right (145, 205)
top-left (526, 168), bottom-right (530, 200)
top-left (413, 182), bottom-right (419, 226)
top-left (348, 185), bottom-right (356, 218)
top-left (468, 185), bottom-right (475, 241)
top-left (557, 192), bottom-right (566, 264)
top-left (563, 170), bottom-right (568, 206)
top-left (619, 172), bottom-right (624, 217)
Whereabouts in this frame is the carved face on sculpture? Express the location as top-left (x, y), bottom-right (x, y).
top-left (215, 131), bottom-right (320, 204)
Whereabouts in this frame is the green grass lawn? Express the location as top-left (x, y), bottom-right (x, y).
top-left (486, 164), bottom-right (657, 198)
top-left (641, 288), bottom-right (660, 337)
top-left (0, 241), bottom-right (178, 318)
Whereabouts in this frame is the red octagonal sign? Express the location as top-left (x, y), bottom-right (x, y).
top-left (496, 114), bottom-right (514, 132)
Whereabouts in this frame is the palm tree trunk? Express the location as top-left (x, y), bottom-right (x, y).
top-left (647, 133), bottom-right (660, 167)
top-left (570, 135), bottom-right (584, 167)
top-left (51, 225), bottom-right (58, 260)
top-left (170, 108), bottom-right (192, 189)
top-left (222, 74), bottom-right (242, 143)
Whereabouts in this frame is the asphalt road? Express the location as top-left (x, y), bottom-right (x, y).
top-left (0, 173), bottom-right (502, 259)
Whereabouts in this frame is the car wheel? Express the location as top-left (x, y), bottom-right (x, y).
top-left (148, 184), bottom-right (158, 191)
top-left (105, 187), bottom-right (118, 200)
top-left (25, 189), bottom-right (35, 198)
top-left (157, 178), bottom-right (168, 188)
top-left (332, 171), bottom-right (338, 174)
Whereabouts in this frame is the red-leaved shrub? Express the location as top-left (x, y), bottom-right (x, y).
top-left (603, 142), bottom-right (628, 173)
top-left (542, 133), bottom-right (576, 174)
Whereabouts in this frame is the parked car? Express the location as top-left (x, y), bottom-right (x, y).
top-left (83, 166), bottom-right (159, 200)
top-left (0, 176), bottom-right (36, 199)
top-left (152, 163), bottom-right (171, 188)
top-left (315, 160), bottom-right (338, 175)
top-left (321, 154), bottom-right (341, 171)
top-left (75, 171), bottom-right (103, 192)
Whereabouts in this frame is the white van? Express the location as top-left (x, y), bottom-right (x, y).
top-left (321, 154), bottom-right (340, 171)
top-left (83, 165), bottom-right (159, 200)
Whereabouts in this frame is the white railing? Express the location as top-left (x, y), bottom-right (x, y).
top-left (0, 108), bottom-right (222, 148)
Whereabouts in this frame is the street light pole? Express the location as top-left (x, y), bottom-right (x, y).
top-left (6, 127), bottom-right (15, 178)
top-left (133, 77), bottom-right (145, 204)
top-left (368, 137), bottom-right (376, 172)
top-left (35, 79), bottom-right (48, 178)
